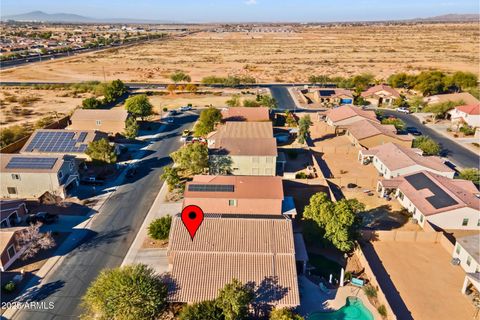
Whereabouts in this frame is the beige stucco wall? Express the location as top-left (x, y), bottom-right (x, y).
top-left (373, 158), bottom-right (455, 179)
top-left (221, 155), bottom-right (276, 176)
top-left (453, 241), bottom-right (479, 273)
top-left (428, 207), bottom-right (480, 230)
top-left (1, 161), bottom-right (77, 199)
top-left (69, 119), bottom-right (126, 136)
top-left (183, 197), bottom-right (282, 215)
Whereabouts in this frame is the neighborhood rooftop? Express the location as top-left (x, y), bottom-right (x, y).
top-left (425, 92), bottom-right (480, 105)
top-left (454, 104), bottom-right (480, 115)
top-left (325, 105), bottom-right (378, 123)
top-left (345, 119), bottom-right (413, 141)
top-left (457, 234), bottom-right (480, 264)
top-left (221, 107), bottom-right (270, 122)
top-left (361, 142), bottom-right (454, 173)
top-left (167, 216), bottom-right (299, 306)
top-left (389, 171), bottom-right (480, 216)
top-left (70, 108), bottom-right (129, 122)
top-left (20, 129), bottom-right (103, 154)
top-left (361, 84), bottom-right (400, 98)
top-left (210, 121), bottom-right (274, 139)
top-left (0, 154), bottom-right (72, 173)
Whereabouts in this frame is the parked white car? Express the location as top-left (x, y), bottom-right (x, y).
top-left (180, 105), bottom-right (193, 111)
top-left (396, 107), bottom-right (411, 114)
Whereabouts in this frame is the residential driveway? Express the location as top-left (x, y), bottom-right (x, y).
top-left (381, 110), bottom-right (480, 169)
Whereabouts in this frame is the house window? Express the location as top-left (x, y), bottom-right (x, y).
top-left (11, 174), bottom-right (20, 180)
top-left (7, 245), bottom-right (16, 260)
top-left (477, 219), bottom-right (480, 227)
top-left (96, 120), bottom-right (102, 125)
top-left (467, 256), bottom-right (472, 266)
top-left (7, 187), bottom-right (17, 195)
top-left (398, 191), bottom-right (404, 200)
top-left (412, 207), bottom-right (416, 215)
top-left (228, 200), bottom-right (237, 206)
top-left (419, 215), bottom-right (424, 223)
top-left (455, 244), bottom-right (461, 254)
top-left (462, 218), bottom-right (469, 226)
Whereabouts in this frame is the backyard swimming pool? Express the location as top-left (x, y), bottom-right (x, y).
top-left (308, 297), bottom-right (374, 320)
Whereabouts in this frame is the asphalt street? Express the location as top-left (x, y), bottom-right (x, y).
top-left (12, 112), bottom-right (198, 320)
top-left (382, 109), bottom-right (479, 169)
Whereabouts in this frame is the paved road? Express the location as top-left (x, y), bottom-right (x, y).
top-left (12, 112), bottom-right (198, 320)
top-left (382, 109), bottom-right (479, 169)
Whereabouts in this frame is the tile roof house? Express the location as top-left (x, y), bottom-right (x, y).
top-left (221, 107), bottom-right (271, 122)
top-left (69, 108), bottom-right (129, 136)
top-left (167, 216), bottom-right (300, 307)
top-left (1, 154), bottom-right (79, 199)
top-left (377, 171), bottom-right (480, 230)
top-left (448, 104), bottom-right (480, 129)
top-left (20, 129), bottom-right (107, 160)
top-left (361, 84), bottom-right (400, 106)
top-left (359, 142), bottom-right (455, 179)
top-left (183, 175), bottom-right (296, 217)
top-left (0, 199), bottom-right (28, 228)
top-left (424, 92), bottom-right (480, 106)
top-left (453, 234), bottom-right (479, 274)
top-left (324, 105), bottom-right (379, 126)
top-left (0, 227), bottom-right (28, 271)
top-left (208, 122), bottom-right (277, 176)
top-left (344, 119), bottom-right (413, 149)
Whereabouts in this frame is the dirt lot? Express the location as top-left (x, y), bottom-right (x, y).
top-left (1, 23), bottom-right (478, 83)
top-left (369, 241), bottom-right (476, 320)
top-left (0, 87), bottom-right (86, 127)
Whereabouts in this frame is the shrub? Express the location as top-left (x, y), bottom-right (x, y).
top-left (178, 300), bottom-right (223, 320)
top-left (148, 215), bottom-right (172, 240)
top-left (364, 285), bottom-right (377, 298)
top-left (459, 125), bottom-right (476, 136)
top-left (378, 305), bottom-right (387, 318)
top-left (3, 281), bottom-right (16, 293)
top-left (295, 172), bottom-right (308, 179)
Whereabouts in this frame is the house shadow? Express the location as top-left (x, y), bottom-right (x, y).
top-left (73, 227), bottom-right (130, 253)
top-left (15, 279), bottom-right (65, 303)
top-left (310, 150), bottom-right (333, 178)
top-left (360, 242), bottom-right (414, 320)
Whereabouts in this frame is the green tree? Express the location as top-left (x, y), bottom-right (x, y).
top-left (171, 143), bottom-right (209, 175)
top-left (217, 279), bottom-right (254, 320)
top-left (170, 71), bottom-right (191, 83)
top-left (352, 73), bottom-right (374, 91)
top-left (82, 97), bottom-right (102, 109)
top-left (124, 94), bottom-right (153, 120)
top-left (259, 95), bottom-right (278, 109)
top-left (381, 117), bottom-right (405, 130)
top-left (423, 100), bottom-right (463, 121)
top-left (412, 136), bottom-right (441, 156)
top-left (148, 215), bottom-right (172, 240)
top-left (297, 115), bottom-right (312, 144)
top-left (414, 71), bottom-right (447, 96)
top-left (179, 300), bottom-right (224, 320)
top-left (303, 193), bottom-right (362, 252)
top-left (408, 95), bottom-right (426, 112)
top-left (226, 94), bottom-right (241, 107)
top-left (103, 79), bottom-right (128, 104)
top-left (269, 308), bottom-right (304, 320)
top-left (243, 99), bottom-right (261, 108)
top-left (82, 264), bottom-right (167, 320)
top-left (446, 71), bottom-right (478, 91)
top-left (458, 168), bottom-right (480, 186)
top-left (124, 117), bottom-right (139, 139)
top-left (185, 83), bottom-right (198, 93)
top-left (86, 138), bottom-right (117, 163)
top-left (161, 167), bottom-right (181, 191)
top-left (195, 107), bottom-right (222, 136)
top-left (308, 75), bottom-right (331, 84)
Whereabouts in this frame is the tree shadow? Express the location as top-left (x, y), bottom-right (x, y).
top-left (248, 276), bottom-right (290, 318)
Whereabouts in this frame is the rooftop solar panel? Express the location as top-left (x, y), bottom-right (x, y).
top-left (24, 131), bottom-right (89, 154)
top-left (319, 90), bottom-right (335, 97)
top-left (404, 173), bottom-right (458, 209)
top-left (6, 157), bottom-right (57, 170)
top-left (188, 184), bottom-right (235, 192)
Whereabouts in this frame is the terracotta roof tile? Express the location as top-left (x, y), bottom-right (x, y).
top-left (325, 105), bottom-right (378, 123)
top-left (221, 107), bottom-right (270, 122)
top-left (361, 84), bottom-right (400, 98)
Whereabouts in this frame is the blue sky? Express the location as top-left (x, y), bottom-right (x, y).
top-left (2, 0), bottom-right (479, 22)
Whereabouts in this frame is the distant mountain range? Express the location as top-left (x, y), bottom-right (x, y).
top-left (413, 13), bottom-right (479, 22)
top-left (0, 11), bottom-right (175, 24)
top-left (1, 10), bottom-right (479, 24)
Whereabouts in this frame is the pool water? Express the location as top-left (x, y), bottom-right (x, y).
top-left (308, 297), bottom-right (374, 320)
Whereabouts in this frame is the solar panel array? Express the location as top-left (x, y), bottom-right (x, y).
top-left (188, 184), bottom-right (235, 192)
top-left (319, 90), bottom-right (336, 97)
top-left (6, 157), bottom-right (58, 170)
top-left (405, 173), bottom-right (459, 209)
top-left (24, 131), bottom-right (89, 153)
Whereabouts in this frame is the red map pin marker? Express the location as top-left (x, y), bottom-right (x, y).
top-left (181, 205), bottom-right (204, 241)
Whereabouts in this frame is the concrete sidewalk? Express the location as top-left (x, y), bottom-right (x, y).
top-left (122, 182), bottom-right (182, 270)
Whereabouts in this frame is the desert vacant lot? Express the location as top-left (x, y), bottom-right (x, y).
top-left (1, 23), bottom-right (478, 83)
